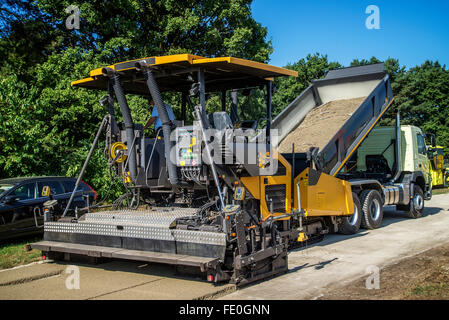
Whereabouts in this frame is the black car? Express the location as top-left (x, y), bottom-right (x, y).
top-left (0, 176), bottom-right (96, 240)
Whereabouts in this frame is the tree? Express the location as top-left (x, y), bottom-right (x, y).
top-left (271, 53), bottom-right (341, 116)
top-left (351, 57), bottom-right (449, 156)
top-left (34, 0), bottom-right (272, 62)
top-left (0, 0), bottom-right (274, 199)
top-left (1, 1), bottom-right (448, 197)
top-left (0, 0), bottom-right (69, 78)
top-left (394, 61), bottom-right (449, 155)
top-left (350, 56), bottom-right (381, 67)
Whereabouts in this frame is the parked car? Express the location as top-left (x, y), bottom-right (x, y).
top-left (0, 176), bottom-right (96, 240)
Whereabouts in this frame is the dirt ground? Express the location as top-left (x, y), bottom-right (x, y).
top-left (320, 242), bottom-right (449, 300)
top-left (224, 193), bottom-right (449, 300)
top-left (279, 97), bottom-right (366, 153)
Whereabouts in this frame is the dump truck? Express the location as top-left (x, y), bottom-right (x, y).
top-left (31, 57), bottom-right (429, 286)
top-left (274, 63), bottom-right (431, 225)
top-left (347, 125), bottom-right (432, 219)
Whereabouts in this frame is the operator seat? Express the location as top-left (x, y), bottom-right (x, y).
top-left (208, 112), bottom-right (234, 130)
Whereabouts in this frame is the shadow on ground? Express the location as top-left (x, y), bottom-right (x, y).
top-left (288, 257), bottom-right (339, 274)
top-left (42, 257), bottom-right (224, 288)
top-left (0, 235), bottom-right (42, 248)
top-left (289, 205), bottom-right (444, 252)
top-left (381, 206), bottom-right (443, 227)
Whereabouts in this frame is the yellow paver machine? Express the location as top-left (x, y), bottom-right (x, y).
top-left (32, 55), bottom-right (401, 286)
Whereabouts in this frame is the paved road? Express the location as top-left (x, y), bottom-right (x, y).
top-left (222, 193), bottom-right (449, 300)
top-left (0, 259), bottom-right (234, 300)
top-left (1, 193), bottom-right (448, 300)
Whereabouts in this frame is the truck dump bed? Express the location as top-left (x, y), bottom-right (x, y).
top-left (273, 63), bottom-right (394, 176)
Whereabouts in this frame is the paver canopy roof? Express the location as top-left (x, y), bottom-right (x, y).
top-left (71, 54), bottom-right (298, 95)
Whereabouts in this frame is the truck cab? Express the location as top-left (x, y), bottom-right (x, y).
top-left (336, 121), bottom-right (431, 226)
top-left (356, 125), bottom-right (431, 195)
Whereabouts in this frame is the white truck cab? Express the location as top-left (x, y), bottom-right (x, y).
top-left (357, 125), bottom-right (431, 190)
top-left (351, 123), bottom-right (432, 224)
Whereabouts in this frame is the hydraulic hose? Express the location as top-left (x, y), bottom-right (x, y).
top-left (230, 90), bottom-right (239, 124)
top-left (135, 62), bottom-right (184, 187)
top-left (102, 68), bottom-right (138, 181)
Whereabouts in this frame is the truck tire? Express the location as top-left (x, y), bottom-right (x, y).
top-left (399, 185), bottom-right (425, 219)
top-left (360, 189), bottom-right (384, 229)
top-left (338, 192), bottom-right (362, 235)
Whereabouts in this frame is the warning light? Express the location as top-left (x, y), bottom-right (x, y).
top-left (42, 255), bottom-right (46, 260)
top-left (207, 274), bottom-right (214, 282)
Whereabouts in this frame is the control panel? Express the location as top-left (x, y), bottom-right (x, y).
top-left (175, 126), bottom-right (202, 167)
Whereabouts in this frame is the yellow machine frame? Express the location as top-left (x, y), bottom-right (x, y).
top-left (71, 54), bottom-right (298, 93)
top-left (241, 153), bottom-right (354, 220)
top-left (428, 146), bottom-right (447, 188)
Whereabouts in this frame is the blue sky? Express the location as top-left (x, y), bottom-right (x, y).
top-left (252, 0), bottom-right (449, 69)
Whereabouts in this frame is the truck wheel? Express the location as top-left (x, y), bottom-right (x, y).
top-left (338, 192), bottom-right (362, 235)
top-left (360, 189), bottom-right (384, 229)
top-left (403, 185), bottom-right (425, 219)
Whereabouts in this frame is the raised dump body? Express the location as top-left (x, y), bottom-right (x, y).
top-left (275, 63), bottom-right (432, 231)
top-left (273, 63), bottom-right (394, 176)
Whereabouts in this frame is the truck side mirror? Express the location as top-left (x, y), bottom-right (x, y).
top-left (425, 132), bottom-right (436, 148)
top-left (41, 186), bottom-right (51, 197)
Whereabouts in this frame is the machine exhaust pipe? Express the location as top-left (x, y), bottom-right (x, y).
top-left (135, 62), bottom-right (184, 187)
top-left (102, 68), bottom-right (137, 181)
top-left (393, 112), bottom-right (402, 182)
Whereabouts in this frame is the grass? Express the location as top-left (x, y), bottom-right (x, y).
top-left (412, 282), bottom-right (448, 294)
top-left (410, 264), bottom-right (449, 298)
top-left (411, 282), bottom-right (449, 297)
top-left (432, 187), bottom-right (449, 195)
top-left (0, 237), bottom-right (43, 270)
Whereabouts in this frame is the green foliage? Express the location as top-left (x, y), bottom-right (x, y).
top-left (349, 57), bottom-right (449, 157)
top-left (0, 0), bottom-right (66, 78)
top-left (271, 53), bottom-right (341, 117)
top-left (34, 0), bottom-right (272, 62)
top-left (394, 61), bottom-right (449, 156)
top-left (0, 0), bottom-right (272, 200)
top-left (1, 1), bottom-right (448, 203)
top-left (350, 56), bottom-right (382, 67)
top-left (0, 47), bottom-right (125, 198)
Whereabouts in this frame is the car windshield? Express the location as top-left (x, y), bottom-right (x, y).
top-left (0, 184), bottom-right (14, 196)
